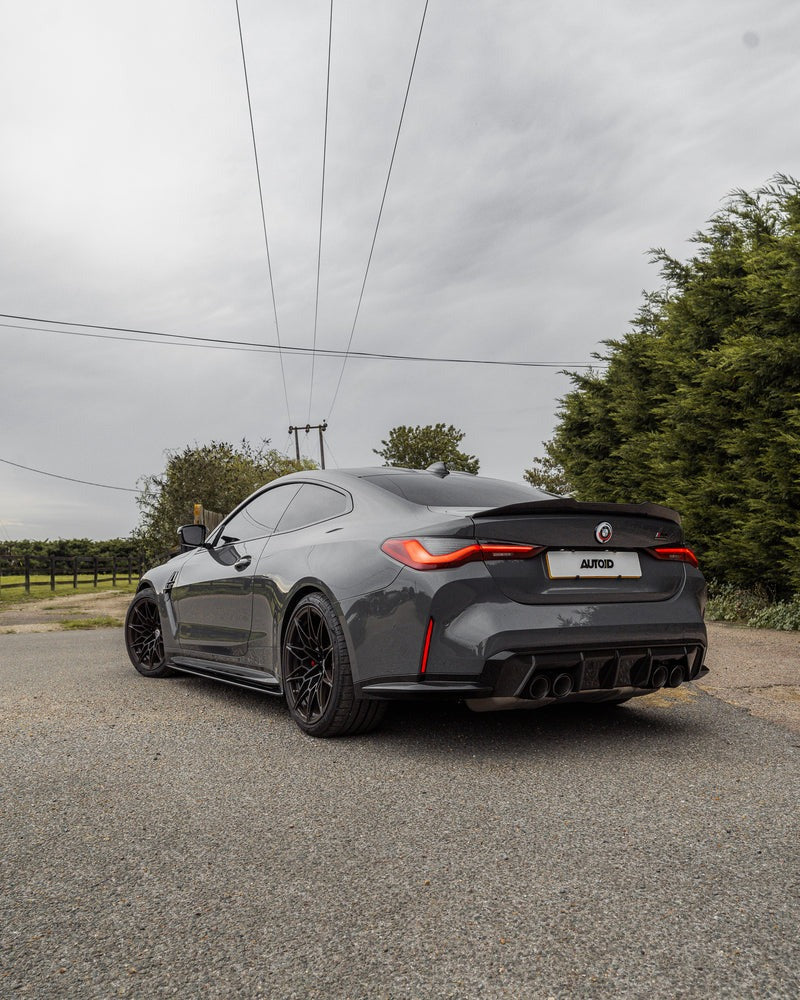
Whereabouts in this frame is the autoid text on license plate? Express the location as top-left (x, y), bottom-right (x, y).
top-left (545, 550), bottom-right (642, 579)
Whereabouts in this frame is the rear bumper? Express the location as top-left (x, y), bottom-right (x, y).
top-left (482, 639), bottom-right (707, 697)
top-left (356, 639), bottom-right (708, 702)
top-left (344, 562), bottom-right (707, 703)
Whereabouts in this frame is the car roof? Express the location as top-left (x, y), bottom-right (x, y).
top-left (273, 467), bottom-right (550, 507)
top-left (277, 467), bottom-right (519, 488)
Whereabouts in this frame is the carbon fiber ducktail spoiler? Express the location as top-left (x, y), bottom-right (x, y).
top-left (473, 499), bottom-right (682, 525)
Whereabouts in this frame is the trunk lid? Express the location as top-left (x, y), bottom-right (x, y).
top-left (469, 499), bottom-right (687, 605)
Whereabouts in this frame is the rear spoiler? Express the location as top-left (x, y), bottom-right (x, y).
top-left (472, 498), bottom-right (682, 525)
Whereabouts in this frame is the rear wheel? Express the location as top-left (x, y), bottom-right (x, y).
top-left (282, 592), bottom-right (385, 737)
top-left (125, 590), bottom-right (172, 678)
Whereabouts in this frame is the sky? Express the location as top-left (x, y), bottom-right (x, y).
top-left (2, 0), bottom-right (799, 542)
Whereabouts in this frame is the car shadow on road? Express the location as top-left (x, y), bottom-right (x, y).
top-left (165, 671), bottom-right (710, 760)
top-left (377, 695), bottom-right (709, 757)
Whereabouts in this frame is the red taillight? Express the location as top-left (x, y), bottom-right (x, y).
top-left (381, 537), bottom-right (544, 570)
top-left (649, 546), bottom-right (699, 569)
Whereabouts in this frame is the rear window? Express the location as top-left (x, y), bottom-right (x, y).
top-left (363, 473), bottom-right (546, 508)
top-left (276, 483), bottom-right (351, 533)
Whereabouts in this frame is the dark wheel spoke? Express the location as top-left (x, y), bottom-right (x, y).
top-left (125, 595), bottom-right (166, 674)
top-left (294, 614), bottom-right (316, 648)
top-left (281, 592), bottom-right (384, 738)
top-left (285, 642), bottom-right (310, 662)
top-left (283, 602), bottom-right (336, 726)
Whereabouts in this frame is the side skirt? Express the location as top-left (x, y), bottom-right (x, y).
top-left (170, 656), bottom-right (282, 696)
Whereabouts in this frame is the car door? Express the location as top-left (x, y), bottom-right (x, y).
top-left (170, 483), bottom-right (301, 660)
top-left (249, 483), bottom-right (353, 674)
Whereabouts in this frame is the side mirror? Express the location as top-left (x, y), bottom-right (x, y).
top-left (178, 524), bottom-right (207, 550)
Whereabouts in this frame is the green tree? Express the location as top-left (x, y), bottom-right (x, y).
top-left (545, 176), bottom-right (800, 595)
top-left (374, 423), bottom-right (480, 474)
top-left (134, 440), bottom-right (315, 558)
top-left (523, 454), bottom-right (571, 495)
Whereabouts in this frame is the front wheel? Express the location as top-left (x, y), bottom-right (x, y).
top-left (282, 592), bottom-right (385, 738)
top-left (124, 590), bottom-right (173, 677)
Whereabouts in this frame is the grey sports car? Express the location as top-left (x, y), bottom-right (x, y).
top-left (124, 466), bottom-right (708, 737)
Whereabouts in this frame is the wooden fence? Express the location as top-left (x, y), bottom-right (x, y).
top-left (0, 554), bottom-right (147, 595)
top-left (194, 504), bottom-right (224, 532)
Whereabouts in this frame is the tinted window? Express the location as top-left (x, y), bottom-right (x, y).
top-left (218, 484), bottom-right (301, 543)
top-left (276, 484), bottom-right (351, 533)
top-left (363, 473), bottom-right (545, 508)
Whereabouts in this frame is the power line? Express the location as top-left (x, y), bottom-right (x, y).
top-left (1, 316), bottom-right (605, 368)
top-left (327, 0), bottom-right (429, 420)
top-left (235, 0), bottom-right (292, 422)
top-left (308, 0), bottom-right (334, 423)
top-left (0, 457), bottom-right (138, 493)
top-left (0, 321), bottom-right (268, 355)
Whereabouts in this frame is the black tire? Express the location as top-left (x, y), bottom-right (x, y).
top-left (282, 592), bottom-right (385, 738)
top-left (124, 590), bottom-right (173, 678)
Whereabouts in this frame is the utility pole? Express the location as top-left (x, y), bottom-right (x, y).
top-left (288, 422), bottom-right (328, 469)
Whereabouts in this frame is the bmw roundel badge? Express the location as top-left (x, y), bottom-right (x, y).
top-left (595, 521), bottom-right (613, 544)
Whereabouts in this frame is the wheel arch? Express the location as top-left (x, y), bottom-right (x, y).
top-left (280, 581), bottom-right (335, 648)
top-left (279, 581), bottom-right (358, 679)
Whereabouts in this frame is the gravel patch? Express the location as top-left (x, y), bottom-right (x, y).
top-left (702, 623), bottom-right (800, 733)
top-left (0, 591), bottom-right (132, 632)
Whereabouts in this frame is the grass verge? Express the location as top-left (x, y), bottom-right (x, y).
top-left (59, 616), bottom-right (124, 630)
top-left (0, 580), bottom-right (138, 605)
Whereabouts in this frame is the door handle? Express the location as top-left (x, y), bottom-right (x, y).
top-left (234, 555), bottom-right (252, 571)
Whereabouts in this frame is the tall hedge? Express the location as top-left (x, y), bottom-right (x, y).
top-left (543, 177), bottom-right (800, 595)
top-left (0, 538), bottom-right (144, 562)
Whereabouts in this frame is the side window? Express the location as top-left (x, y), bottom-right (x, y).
top-left (276, 484), bottom-right (351, 533)
top-left (218, 484), bottom-right (301, 543)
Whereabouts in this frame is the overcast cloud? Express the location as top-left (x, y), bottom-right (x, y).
top-left (1, 0), bottom-right (798, 541)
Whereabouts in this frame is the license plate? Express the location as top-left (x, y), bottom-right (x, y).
top-left (546, 550), bottom-right (642, 579)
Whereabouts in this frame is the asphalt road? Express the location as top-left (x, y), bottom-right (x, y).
top-left (1, 631), bottom-right (798, 999)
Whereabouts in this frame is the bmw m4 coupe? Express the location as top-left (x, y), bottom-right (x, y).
top-left (124, 466), bottom-right (708, 737)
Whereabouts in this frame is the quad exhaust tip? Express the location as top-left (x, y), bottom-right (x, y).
top-left (528, 675), bottom-right (550, 700)
top-left (525, 659), bottom-right (690, 700)
top-left (551, 673), bottom-right (574, 699)
top-left (667, 664), bottom-right (685, 688)
top-left (650, 665), bottom-right (669, 689)
top-left (527, 673), bottom-right (573, 699)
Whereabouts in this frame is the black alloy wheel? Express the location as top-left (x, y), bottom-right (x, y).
top-left (282, 592), bottom-right (385, 738)
top-left (124, 590), bottom-right (172, 677)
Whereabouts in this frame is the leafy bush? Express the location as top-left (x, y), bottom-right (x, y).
top-left (705, 581), bottom-right (770, 622)
top-left (134, 440), bottom-right (315, 559)
top-left (746, 600), bottom-right (800, 631)
top-left (0, 538), bottom-right (142, 564)
top-left (706, 580), bottom-right (800, 630)
top-left (542, 177), bottom-right (800, 597)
